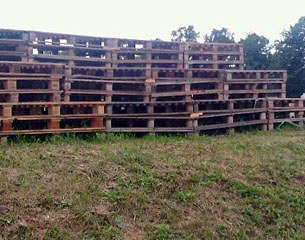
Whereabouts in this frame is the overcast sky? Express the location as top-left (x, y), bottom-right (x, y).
top-left (0, 0), bottom-right (304, 42)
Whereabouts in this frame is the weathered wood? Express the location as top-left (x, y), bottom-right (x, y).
top-left (0, 29), bottom-right (291, 137)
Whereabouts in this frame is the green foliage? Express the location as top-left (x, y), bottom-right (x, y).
top-left (175, 189), bottom-right (193, 203)
top-left (133, 171), bottom-right (155, 189)
top-left (84, 228), bottom-right (122, 240)
top-left (229, 179), bottom-right (262, 199)
top-left (204, 27), bottom-right (235, 43)
top-left (171, 25), bottom-right (200, 42)
top-left (274, 16), bottom-right (305, 97)
top-left (0, 215), bottom-right (14, 225)
top-left (79, 211), bottom-right (123, 239)
top-left (240, 32), bottom-right (272, 70)
top-left (56, 199), bottom-right (72, 209)
top-left (44, 227), bottom-right (70, 240)
top-left (13, 134), bottom-right (41, 144)
top-left (97, 133), bottom-right (135, 142)
top-left (149, 224), bottom-right (173, 240)
top-left (103, 190), bottom-right (127, 202)
top-left (240, 205), bottom-right (263, 224)
top-left (13, 225), bottom-right (36, 239)
top-left (189, 167), bottom-right (226, 186)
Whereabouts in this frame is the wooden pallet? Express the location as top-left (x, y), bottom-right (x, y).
top-left (266, 98), bottom-right (305, 130)
top-left (223, 70), bottom-right (287, 99)
top-left (0, 102), bottom-right (106, 136)
top-left (104, 99), bottom-right (268, 133)
top-left (184, 42), bottom-right (244, 70)
top-left (0, 30), bottom-right (28, 62)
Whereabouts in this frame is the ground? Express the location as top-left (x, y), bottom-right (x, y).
top-left (0, 129), bottom-right (305, 239)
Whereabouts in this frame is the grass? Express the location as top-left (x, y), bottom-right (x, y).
top-left (0, 128), bottom-right (305, 239)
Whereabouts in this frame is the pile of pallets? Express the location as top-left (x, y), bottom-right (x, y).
top-left (0, 61), bottom-right (105, 138)
top-left (223, 70), bottom-right (286, 99)
top-left (0, 28), bottom-right (302, 139)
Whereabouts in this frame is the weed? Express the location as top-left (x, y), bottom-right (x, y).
top-left (56, 199), bottom-right (72, 209)
top-left (240, 205), bottom-right (262, 224)
top-left (132, 170), bottom-right (156, 189)
top-left (103, 190), bottom-right (127, 202)
top-left (190, 167), bottom-right (226, 186)
top-left (149, 224), bottom-right (173, 240)
top-left (229, 179), bottom-right (262, 199)
top-left (175, 189), bottom-right (194, 203)
top-left (0, 215), bottom-right (14, 225)
top-left (14, 225), bottom-right (36, 239)
top-left (44, 227), bottom-right (70, 240)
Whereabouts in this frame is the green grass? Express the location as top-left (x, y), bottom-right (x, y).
top-left (1, 129), bottom-right (305, 239)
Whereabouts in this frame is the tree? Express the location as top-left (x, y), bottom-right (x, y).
top-left (171, 25), bottom-right (200, 42)
top-left (239, 33), bottom-right (272, 70)
top-left (274, 16), bottom-right (305, 97)
top-left (204, 28), bottom-right (235, 43)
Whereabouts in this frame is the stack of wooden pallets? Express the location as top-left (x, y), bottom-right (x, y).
top-left (0, 61), bottom-right (105, 138)
top-left (0, 28), bottom-right (302, 139)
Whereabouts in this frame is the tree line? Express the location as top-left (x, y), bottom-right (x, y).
top-left (169, 16), bottom-right (305, 97)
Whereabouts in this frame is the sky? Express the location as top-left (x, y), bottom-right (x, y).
top-left (0, 0), bottom-right (304, 43)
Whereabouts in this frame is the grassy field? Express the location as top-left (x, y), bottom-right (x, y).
top-left (1, 129), bottom-right (305, 239)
